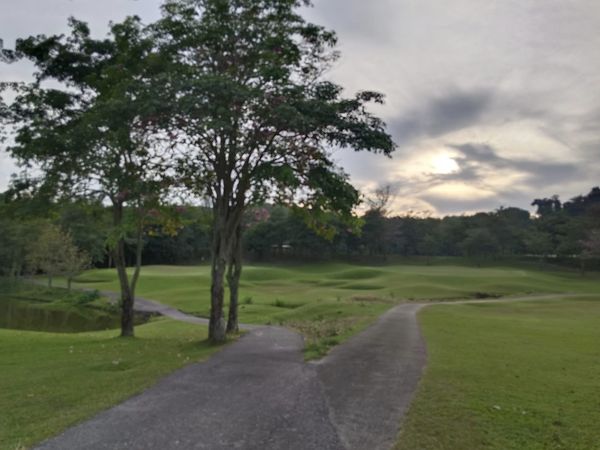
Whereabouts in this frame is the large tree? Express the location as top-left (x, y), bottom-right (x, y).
top-left (156, 0), bottom-right (395, 341)
top-left (1, 17), bottom-right (173, 336)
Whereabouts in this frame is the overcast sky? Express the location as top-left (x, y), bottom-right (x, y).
top-left (1, 0), bottom-right (599, 216)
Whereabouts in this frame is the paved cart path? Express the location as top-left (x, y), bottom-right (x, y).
top-left (36, 292), bottom-right (584, 450)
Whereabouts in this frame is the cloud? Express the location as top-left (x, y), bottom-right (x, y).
top-left (446, 143), bottom-right (581, 188)
top-left (389, 90), bottom-right (493, 148)
top-left (307, 0), bottom-right (399, 42)
top-left (1, 0), bottom-right (600, 217)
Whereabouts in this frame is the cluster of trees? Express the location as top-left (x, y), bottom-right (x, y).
top-left (0, 0), bottom-right (394, 341)
top-left (3, 185), bottom-right (598, 277)
top-left (0, 210), bottom-right (91, 289)
top-left (2, 0), bottom-right (596, 343)
top-left (243, 187), bottom-right (600, 267)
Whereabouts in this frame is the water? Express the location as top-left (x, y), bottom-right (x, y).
top-left (0, 297), bottom-right (147, 333)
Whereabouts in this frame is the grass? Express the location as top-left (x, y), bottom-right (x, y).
top-left (2, 261), bottom-right (598, 448)
top-left (0, 318), bottom-right (224, 450)
top-left (395, 297), bottom-right (600, 450)
top-left (69, 261), bottom-right (598, 358)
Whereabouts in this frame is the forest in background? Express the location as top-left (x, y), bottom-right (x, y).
top-left (1, 186), bottom-right (599, 276)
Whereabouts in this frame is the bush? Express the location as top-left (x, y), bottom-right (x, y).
top-left (76, 290), bottom-right (101, 305)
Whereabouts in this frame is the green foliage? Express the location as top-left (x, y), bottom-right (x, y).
top-left (582, 229), bottom-right (600, 259)
top-left (26, 223), bottom-right (91, 286)
top-left (76, 289), bottom-right (101, 305)
top-left (460, 227), bottom-right (500, 261)
top-left (58, 201), bottom-right (110, 264)
top-left (238, 186), bottom-right (600, 266)
top-left (2, 12), bottom-right (181, 335)
top-left (156, 0), bottom-right (394, 261)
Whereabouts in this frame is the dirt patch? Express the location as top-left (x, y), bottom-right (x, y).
top-left (286, 317), bottom-right (363, 343)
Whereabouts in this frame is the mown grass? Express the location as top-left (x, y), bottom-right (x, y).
top-left (0, 318), bottom-right (223, 450)
top-left (3, 262), bottom-right (598, 448)
top-left (396, 297), bottom-right (600, 450)
top-left (70, 262), bottom-right (598, 358)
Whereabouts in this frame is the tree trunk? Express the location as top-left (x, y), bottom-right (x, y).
top-left (115, 235), bottom-right (135, 337)
top-left (67, 277), bottom-right (72, 291)
top-left (130, 209), bottom-right (145, 300)
top-left (112, 201), bottom-right (135, 338)
top-left (209, 222), bottom-right (228, 343)
top-left (226, 224), bottom-right (243, 334)
top-left (48, 275), bottom-right (52, 288)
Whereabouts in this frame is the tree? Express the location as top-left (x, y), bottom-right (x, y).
top-left (532, 195), bottom-right (562, 217)
top-left (460, 228), bottom-right (500, 265)
top-left (58, 200), bottom-right (110, 266)
top-left (63, 243), bottom-right (91, 291)
top-left (524, 230), bottom-right (554, 263)
top-left (26, 224), bottom-right (63, 287)
top-left (26, 223), bottom-right (90, 288)
top-left (366, 185), bottom-right (394, 216)
top-left (0, 216), bottom-right (34, 279)
top-left (418, 233), bottom-right (441, 265)
top-left (2, 17), bottom-right (174, 336)
top-left (581, 229), bottom-right (600, 274)
top-left (494, 207), bottom-right (530, 255)
top-left (361, 209), bottom-right (389, 256)
top-left (0, 190), bottom-right (55, 279)
top-left (582, 230), bottom-right (600, 257)
top-left (157, 0), bottom-right (395, 341)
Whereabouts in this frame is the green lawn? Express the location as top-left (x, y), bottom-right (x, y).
top-left (71, 262), bottom-right (598, 357)
top-left (396, 297), bottom-right (600, 450)
top-left (4, 262), bottom-right (598, 448)
top-left (74, 263), bottom-right (598, 317)
top-left (0, 319), bottom-right (223, 450)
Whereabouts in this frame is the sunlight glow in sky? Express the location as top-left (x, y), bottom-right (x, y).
top-left (430, 154), bottom-right (460, 175)
top-left (1, 0), bottom-right (599, 216)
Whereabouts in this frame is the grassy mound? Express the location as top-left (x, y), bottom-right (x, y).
top-left (67, 262), bottom-right (598, 359)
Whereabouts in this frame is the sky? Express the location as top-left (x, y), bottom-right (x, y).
top-left (1, 0), bottom-right (599, 216)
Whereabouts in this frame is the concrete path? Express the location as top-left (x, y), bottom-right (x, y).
top-left (35, 292), bottom-right (584, 450)
top-left (36, 326), bottom-right (343, 450)
top-left (315, 303), bottom-right (427, 450)
top-left (102, 289), bottom-right (258, 330)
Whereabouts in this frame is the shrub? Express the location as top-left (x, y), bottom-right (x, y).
top-left (77, 290), bottom-right (101, 305)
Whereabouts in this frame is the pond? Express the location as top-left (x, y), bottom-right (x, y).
top-left (0, 296), bottom-right (149, 333)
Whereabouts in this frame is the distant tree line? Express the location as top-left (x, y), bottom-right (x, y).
top-left (2, 187), bottom-right (599, 280)
top-left (244, 187), bottom-right (600, 267)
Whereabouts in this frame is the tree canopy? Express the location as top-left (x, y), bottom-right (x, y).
top-left (2, 16), bottom-right (176, 337)
top-left (153, 0), bottom-right (395, 340)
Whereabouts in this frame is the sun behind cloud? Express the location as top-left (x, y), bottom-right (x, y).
top-left (430, 153), bottom-right (460, 175)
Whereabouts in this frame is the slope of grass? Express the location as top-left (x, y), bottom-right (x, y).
top-left (74, 262), bottom-right (598, 317)
top-left (396, 297), bottom-right (600, 450)
top-left (0, 319), bottom-right (223, 450)
top-left (69, 262), bottom-right (598, 357)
